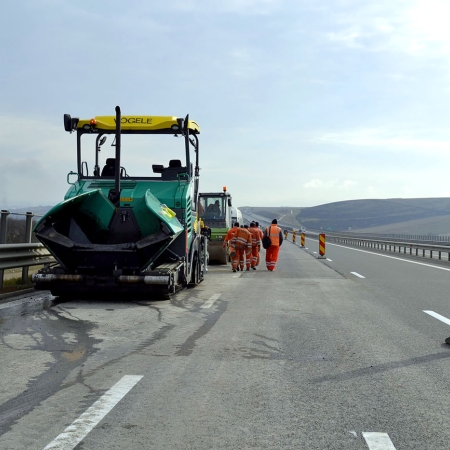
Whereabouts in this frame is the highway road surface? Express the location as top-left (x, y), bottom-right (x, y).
top-left (1, 238), bottom-right (450, 449)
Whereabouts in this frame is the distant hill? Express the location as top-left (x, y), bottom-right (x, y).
top-left (242, 198), bottom-right (450, 236)
top-left (6, 199), bottom-right (450, 235)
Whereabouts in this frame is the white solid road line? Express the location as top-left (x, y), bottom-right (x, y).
top-left (423, 310), bottom-right (450, 327)
top-left (326, 258), bottom-right (333, 261)
top-left (351, 272), bottom-right (366, 278)
top-left (325, 241), bottom-right (450, 272)
top-left (201, 293), bottom-right (222, 309)
top-left (362, 432), bottom-right (397, 449)
top-left (43, 375), bottom-right (143, 450)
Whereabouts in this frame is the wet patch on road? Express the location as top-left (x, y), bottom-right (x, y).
top-left (175, 299), bottom-right (229, 356)
top-left (0, 306), bottom-right (101, 435)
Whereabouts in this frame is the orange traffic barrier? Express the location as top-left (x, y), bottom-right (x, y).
top-left (301, 232), bottom-right (305, 247)
top-left (293, 230), bottom-right (296, 243)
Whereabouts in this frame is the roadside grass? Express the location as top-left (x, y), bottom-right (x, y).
top-left (1, 276), bottom-right (34, 294)
top-left (1, 267), bottom-right (42, 295)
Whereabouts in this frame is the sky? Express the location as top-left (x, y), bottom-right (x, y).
top-left (2, 0), bottom-right (450, 209)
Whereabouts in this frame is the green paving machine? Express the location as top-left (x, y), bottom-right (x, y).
top-left (32, 106), bottom-right (207, 297)
top-left (198, 187), bottom-right (233, 264)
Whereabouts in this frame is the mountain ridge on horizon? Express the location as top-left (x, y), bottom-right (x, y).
top-left (242, 197), bottom-right (450, 235)
top-left (4, 197), bottom-right (450, 235)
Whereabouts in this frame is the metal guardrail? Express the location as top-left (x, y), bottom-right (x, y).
top-left (243, 214), bottom-right (450, 261)
top-left (0, 244), bottom-right (54, 288)
top-left (0, 209), bottom-right (51, 289)
top-left (323, 232), bottom-right (450, 261)
top-left (2, 209), bottom-right (450, 290)
top-left (0, 243), bottom-right (54, 270)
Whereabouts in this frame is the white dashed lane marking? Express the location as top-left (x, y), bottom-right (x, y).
top-left (44, 375), bottom-right (143, 450)
top-left (326, 242), bottom-right (450, 272)
top-left (201, 293), bottom-right (222, 309)
top-left (351, 271), bottom-right (366, 278)
top-left (362, 432), bottom-right (397, 449)
top-left (423, 310), bottom-right (450, 326)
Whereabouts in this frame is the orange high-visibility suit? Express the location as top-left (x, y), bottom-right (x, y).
top-left (256, 226), bottom-right (263, 266)
top-left (223, 225), bottom-right (240, 271)
top-left (264, 223), bottom-right (283, 271)
top-left (224, 226), bottom-right (251, 271)
top-left (234, 227), bottom-right (252, 271)
top-left (248, 224), bottom-right (261, 269)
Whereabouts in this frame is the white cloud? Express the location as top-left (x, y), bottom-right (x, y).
top-left (303, 179), bottom-right (357, 190)
top-left (407, 0), bottom-right (450, 53)
top-left (0, 114), bottom-right (77, 207)
top-left (0, 114), bottom-right (73, 161)
top-left (225, 48), bottom-right (261, 79)
top-left (326, 30), bottom-right (364, 48)
top-left (3, 0), bottom-right (450, 210)
top-left (322, 0), bottom-right (450, 59)
top-left (312, 128), bottom-right (450, 154)
top-left (303, 179), bottom-right (325, 189)
top-left (167, 0), bottom-right (282, 14)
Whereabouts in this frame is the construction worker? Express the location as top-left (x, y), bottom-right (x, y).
top-left (248, 222), bottom-right (261, 270)
top-left (223, 222), bottom-right (240, 272)
top-left (223, 222), bottom-right (252, 272)
top-left (254, 221), bottom-right (264, 266)
top-left (264, 219), bottom-right (283, 271)
top-left (236, 225), bottom-right (244, 271)
top-left (238, 225), bottom-right (252, 271)
top-left (242, 224), bottom-right (252, 269)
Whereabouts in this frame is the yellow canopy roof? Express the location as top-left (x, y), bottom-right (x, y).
top-left (76, 116), bottom-right (200, 133)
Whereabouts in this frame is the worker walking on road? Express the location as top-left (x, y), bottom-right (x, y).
top-left (236, 225), bottom-right (252, 271)
top-left (264, 219), bottom-right (283, 271)
top-left (243, 224), bottom-right (252, 269)
top-left (223, 222), bottom-right (240, 272)
top-left (248, 222), bottom-right (261, 269)
top-left (223, 222), bottom-right (252, 272)
top-left (254, 221), bottom-right (263, 266)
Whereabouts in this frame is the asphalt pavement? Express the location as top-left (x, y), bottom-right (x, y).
top-left (1, 240), bottom-right (450, 449)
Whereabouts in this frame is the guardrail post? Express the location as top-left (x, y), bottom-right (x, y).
top-left (318, 233), bottom-right (326, 259)
top-left (0, 210), bottom-right (10, 290)
top-left (22, 212), bottom-right (34, 283)
top-left (0, 210), bottom-right (8, 243)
